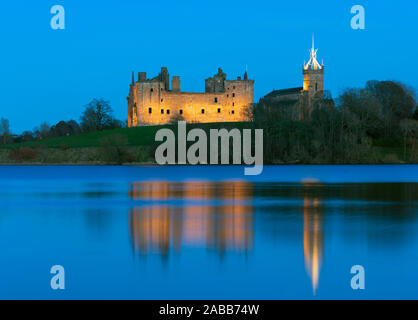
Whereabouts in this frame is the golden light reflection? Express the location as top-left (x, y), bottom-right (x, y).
top-left (302, 183), bottom-right (324, 295)
top-left (128, 181), bottom-right (254, 256)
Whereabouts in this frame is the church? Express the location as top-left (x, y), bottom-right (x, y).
top-left (262, 37), bottom-right (325, 114)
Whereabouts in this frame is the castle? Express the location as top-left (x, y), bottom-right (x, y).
top-left (127, 67), bottom-right (254, 127)
top-left (127, 38), bottom-right (324, 126)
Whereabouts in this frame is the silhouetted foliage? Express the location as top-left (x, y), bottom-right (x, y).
top-left (254, 80), bottom-right (417, 163)
top-left (15, 131), bottom-right (36, 143)
top-left (9, 147), bottom-right (38, 161)
top-left (413, 107), bottom-right (418, 121)
top-left (50, 120), bottom-right (81, 137)
top-left (33, 122), bottom-right (51, 140)
top-left (80, 99), bottom-right (116, 132)
top-left (339, 81), bottom-right (417, 139)
top-left (98, 134), bottom-right (134, 164)
top-left (0, 117), bottom-right (12, 145)
top-left (109, 119), bottom-right (124, 129)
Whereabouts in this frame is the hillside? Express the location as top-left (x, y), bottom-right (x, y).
top-left (1, 122), bottom-right (251, 149)
top-left (0, 121), bottom-right (415, 165)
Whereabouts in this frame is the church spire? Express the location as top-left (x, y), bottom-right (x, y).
top-left (304, 34), bottom-right (323, 70)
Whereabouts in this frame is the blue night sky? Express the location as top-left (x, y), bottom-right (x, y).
top-left (0, 0), bottom-right (417, 133)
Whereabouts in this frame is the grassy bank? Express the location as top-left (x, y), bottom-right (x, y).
top-left (1, 125), bottom-right (161, 149)
top-left (0, 122), bottom-right (416, 165)
top-left (0, 122), bottom-right (249, 165)
top-left (0, 122), bottom-right (250, 149)
top-left (0, 146), bottom-right (153, 165)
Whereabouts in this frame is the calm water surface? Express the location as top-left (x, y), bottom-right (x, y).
top-left (0, 165), bottom-right (417, 299)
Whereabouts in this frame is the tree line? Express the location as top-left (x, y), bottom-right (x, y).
top-left (1, 81), bottom-right (417, 164)
top-left (0, 99), bottom-right (125, 145)
top-left (253, 80), bottom-right (418, 163)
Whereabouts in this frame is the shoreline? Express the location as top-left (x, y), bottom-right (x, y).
top-left (0, 162), bottom-right (417, 166)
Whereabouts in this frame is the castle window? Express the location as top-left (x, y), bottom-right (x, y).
top-left (232, 102), bottom-right (235, 107)
top-left (150, 88), bottom-right (154, 92)
top-left (161, 99), bottom-right (163, 102)
top-left (201, 109), bottom-right (205, 114)
top-left (315, 83), bottom-right (318, 91)
top-left (217, 108), bottom-right (221, 113)
top-left (161, 109), bottom-right (164, 114)
top-left (232, 93), bottom-right (235, 98)
top-left (232, 110), bottom-right (235, 115)
top-left (167, 109), bottom-right (170, 115)
top-left (227, 94), bottom-right (229, 98)
top-left (214, 97), bottom-right (218, 103)
top-left (148, 108), bottom-right (152, 114)
top-left (180, 109), bottom-right (183, 115)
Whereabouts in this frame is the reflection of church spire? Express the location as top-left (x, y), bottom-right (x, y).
top-left (302, 185), bottom-right (324, 295)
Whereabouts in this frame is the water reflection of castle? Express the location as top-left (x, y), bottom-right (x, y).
top-left (128, 181), bottom-right (254, 256)
top-left (127, 180), bottom-right (325, 294)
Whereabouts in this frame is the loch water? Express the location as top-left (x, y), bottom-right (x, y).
top-left (0, 165), bottom-right (417, 299)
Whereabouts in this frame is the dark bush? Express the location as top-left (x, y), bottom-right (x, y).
top-left (98, 134), bottom-right (134, 164)
top-left (373, 138), bottom-right (403, 148)
top-left (9, 147), bottom-right (38, 161)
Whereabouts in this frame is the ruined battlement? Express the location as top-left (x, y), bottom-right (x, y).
top-left (127, 67), bottom-right (254, 127)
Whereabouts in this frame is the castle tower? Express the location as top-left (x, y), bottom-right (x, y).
top-left (303, 35), bottom-right (324, 98)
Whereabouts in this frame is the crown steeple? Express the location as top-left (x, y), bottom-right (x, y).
top-left (304, 34), bottom-right (323, 71)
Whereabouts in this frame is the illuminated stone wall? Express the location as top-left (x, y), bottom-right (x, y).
top-left (302, 67), bottom-right (324, 97)
top-left (127, 67), bottom-right (254, 127)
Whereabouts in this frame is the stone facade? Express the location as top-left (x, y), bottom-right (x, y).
top-left (262, 45), bottom-right (325, 120)
top-left (264, 64), bottom-right (324, 102)
top-left (263, 36), bottom-right (325, 106)
top-left (127, 67), bottom-right (254, 127)
top-left (303, 67), bottom-right (324, 99)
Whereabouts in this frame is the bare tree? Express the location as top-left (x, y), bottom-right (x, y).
top-left (80, 99), bottom-right (114, 132)
top-left (34, 122), bottom-right (51, 140)
top-left (0, 117), bottom-right (11, 145)
top-left (50, 120), bottom-right (81, 137)
top-left (400, 119), bottom-right (418, 160)
top-left (242, 103), bottom-right (254, 122)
